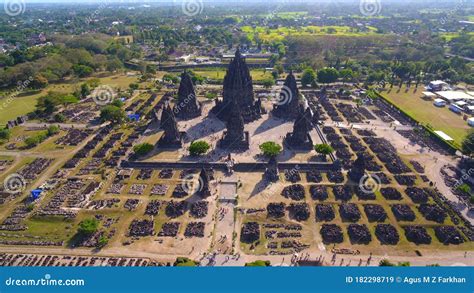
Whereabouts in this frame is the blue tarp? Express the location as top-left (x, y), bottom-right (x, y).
top-left (128, 114), bottom-right (140, 121)
top-left (30, 189), bottom-right (42, 200)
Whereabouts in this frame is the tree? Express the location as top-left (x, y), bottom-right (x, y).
top-left (97, 236), bottom-right (108, 248)
top-left (174, 257), bottom-right (198, 267)
top-left (100, 105), bottom-right (126, 124)
top-left (0, 128), bottom-right (11, 141)
top-left (54, 113), bottom-right (66, 123)
top-left (205, 92), bottom-right (217, 100)
top-left (462, 130), bottom-right (474, 156)
top-left (245, 260), bottom-right (271, 267)
top-left (72, 64), bottom-right (94, 77)
top-left (189, 141), bottom-right (210, 156)
top-left (30, 74), bottom-right (49, 89)
top-left (314, 144), bottom-right (334, 157)
top-left (77, 218), bottom-right (99, 236)
top-left (259, 141), bottom-right (282, 157)
top-left (133, 143), bottom-right (154, 157)
top-left (317, 68), bottom-right (339, 84)
top-left (339, 69), bottom-right (354, 84)
top-left (111, 99), bottom-right (124, 108)
top-left (379, 259), bottom-right (395, 266)
top-left (262, 77), bottom-right (275, 89)
top-left (129, 83), bottom-right (139, 91)
top-left (47, 125), bottom-right (60, 136)
top-left (301, 68), bottom-right (316, 87)
top-left (80, 83), bottom-right (91, 98)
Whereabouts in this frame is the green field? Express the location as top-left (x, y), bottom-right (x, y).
top-left (242, 25), bottom-right (378, 42)
top-left (0, 73), bottom-right (138, 126)
top-left (382, 85), bottom-right (470, 146)
top-left (195, 69), bottom-right (273, 81)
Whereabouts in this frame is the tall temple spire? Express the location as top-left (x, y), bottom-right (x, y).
top-left (174, 71), bottom-right (201, 119)
top-left (198, 168), bottom-right (211, 198)
top-left (219, 98), bottom-right (249, 151)
top-left (284, 104), bottom-right (313, 150)
top-left (272, 71), bottom-right (301, 120)
top-left (157, 104), bottom-right (183, 147)
top-left (211, 47), bottom-right (261, 123)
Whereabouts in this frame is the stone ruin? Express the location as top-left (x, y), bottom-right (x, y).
top-left (281, 184), bottom-right (305, 201)
top-left (339, 203), bottom-right (361, 222)
top-left (363, 204), bottom-right (387, 222)
top-left (404, 226), bottom-right (432, 245)
top-left (198, 168), bottom-right (212, 198)
top-left (267, 202), bottom-right (286, 218)
top-left (348, 224), bottom-right (372, 244)
top-left (434, 226), bottom-right (465, 245)
top-left (241, 222), bottom-right (260, 243)
top-left (315, 204), bottom-right (335, 222)
top-left (320, 224), bottom-right (343, 244)
top-left (288, 203), bottom-right (310, 221)
top-left (375, 224), bottom-right (399, 245)
top-left (263, 156), bottom-right (279, 182)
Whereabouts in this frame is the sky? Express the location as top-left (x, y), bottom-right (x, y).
top-left (0, 0), bottom-right (446, 3)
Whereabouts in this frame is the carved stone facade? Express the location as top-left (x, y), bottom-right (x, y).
top-left (212, 49), bottom-right (261, 123)
top-left (173, 71), bottom-right (202, 119)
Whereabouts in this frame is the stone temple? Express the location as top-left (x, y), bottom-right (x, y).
top-left (219, 99), bottom-right (250, 151)
top-left (211, 49), bottom-right (262, 123)
top-left (284, 104), bottom-right (313, 150)
top-left (173, 71), bottom-right (202, 119)
top-left (157, 103), bottom-right (184, 148)
top-left (272, 71), bottom-right (302, 120)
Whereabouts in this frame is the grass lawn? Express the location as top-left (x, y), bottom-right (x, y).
top-left (195, 69), bottom-right (273, 81)
top-left (242, 25), bottom-right (378, 42)
top-left (382, 85), bottom-right (471, 147)
top-left (0, 72), bottom-right (138, 126)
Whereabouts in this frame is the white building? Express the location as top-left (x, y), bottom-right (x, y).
top-left (428, 80), bottom-right (449, 91)
top-left (433, 98), bottom-right (446, 107)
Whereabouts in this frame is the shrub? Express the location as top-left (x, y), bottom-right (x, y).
top-left (379, 259), bottom-right (395, 266)
top-left (100, 105), bottom-right (126, 124)
top-left (189, 141), bottom-right (210, 156)
top-left (205, 92), bottom-right (217, 100)
top-left (245, 260), bottom-right (271, 267)
top-left (54, 113), bottom-right (66, 123)
top-left (174, 257), bottom-right (198, 267)
top-left (259, 141), bottom-right (282, 157)
top-left (0, 128), bottom-right (11, 140)
top-left (301, 68), bottom-right (316, 87)
top-left (133, 143), bottom-right (154, 157)
top-left (314, 144), bottom-right (334, 156)
top-left (47, 125), bottom-right (60, 136)
top-left (78, 218), bottom-right (99, 236)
